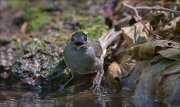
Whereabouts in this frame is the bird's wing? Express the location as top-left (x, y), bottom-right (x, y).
top-left (98, 28), bottom-right (122, 57)
top-left (92, 41), bottom-right (103, 58)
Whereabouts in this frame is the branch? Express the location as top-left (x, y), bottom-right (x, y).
top-left (122, 3), bottom-right (153, 35)
top-left (122, 3), bottom-right (180, 15)
top-left (122, 3), bottom-right (142, 20)
top-left (136, 6), bottom-right (180, 15)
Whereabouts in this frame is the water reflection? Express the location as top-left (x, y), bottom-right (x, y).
top-left (0, 89), bottom-right (137, 107)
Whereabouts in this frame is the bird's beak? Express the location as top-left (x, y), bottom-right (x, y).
top-left (76, 46), bottom-right (81, 49)
top-left (73, 41), bottom-right (85, 49)
top-left (74, 41), bottom-right (84, 46)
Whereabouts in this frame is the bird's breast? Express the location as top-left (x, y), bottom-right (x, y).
top-left (64, 43), bottom-right (97, 74)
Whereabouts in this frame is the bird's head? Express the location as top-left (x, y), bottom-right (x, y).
top-left (71, 32), bottom-right (88, 49)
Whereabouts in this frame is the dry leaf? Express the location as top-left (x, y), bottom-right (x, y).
top-left (20, 22), bottom-right (28, 33)
top-left (174, 20), bottom-right (180, 33)
top-left (124, 40), bottom-right (180, 60)
top-left (162, 16), bottom-right (180, 31)
top-left (158, 48), bottom-right (180, 61)
top-left (121, 22), bottom-right (150, 47)
top-left (107, 62), bottom-right (121, 91)
top-left (119, 59), bottom-right (136, 78)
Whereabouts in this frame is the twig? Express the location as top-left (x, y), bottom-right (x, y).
top-left (122, 3), bottom-right (162, 38)
top-left (122, 3), bottom-right (142, 20)
top-left (136, 6), bottom-right (180, 15)
top-left (122, 3), bottom-right (180, 15)
top-left (122, 3), bottom-right (153, 34)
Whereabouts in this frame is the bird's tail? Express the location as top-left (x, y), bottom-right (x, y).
top-left (98, 28), bottom-right (122, 57)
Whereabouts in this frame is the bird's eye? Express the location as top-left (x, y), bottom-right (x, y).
top-left (84, 35), bottom-right (87, 41)
top-left (71, 36), bottom-right (76, 42)
top-left (81, 32), bottom-right (87, 41)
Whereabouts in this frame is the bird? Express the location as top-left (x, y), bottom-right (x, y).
top-left (62, 32), bottom-right (104, 92)
top-left (61, 29), bottom-right (121, 92)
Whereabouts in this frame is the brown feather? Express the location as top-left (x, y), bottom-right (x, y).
top-left (92, 41), bottom-right (103, 58)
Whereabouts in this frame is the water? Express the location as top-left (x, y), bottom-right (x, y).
top-left (0, 89), bottom-right (136, 107)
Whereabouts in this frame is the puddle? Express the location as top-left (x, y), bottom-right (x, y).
top-left (0, 89), bottom-right (137, 107)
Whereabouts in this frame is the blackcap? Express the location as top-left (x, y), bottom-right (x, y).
top-left (63, 32), bottom-right (104, 92)
top-left (62, 29), bottom-right (121, 92)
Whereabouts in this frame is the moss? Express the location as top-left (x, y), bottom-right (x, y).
top-left (6, 0), bottom-right (27, 9)
top-left (61, 11), bottom-right (108, 39)
top-left (23, 38), bottom-right (46, 55)
top-left (26, 7), bottom-right (50, 31)
top-left (78, 15), bottom-right (108, 39)
top-left (57, 31), bottom-right (70, 41)
top-left (83, 24), bottom-right (108, 39)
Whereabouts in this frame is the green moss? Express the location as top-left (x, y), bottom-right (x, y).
top-left (26, 7), bottom-right (50, 31)
top-left (79, 16), bottom-right (104, 28)
top-left (61, 11), bottom-right (108, 39)
top-left (57, 31), bottom-right (70, 41)
top-left (6, 0), bottom-right (27, 9)
top-left (23, 38), bottom-right (46, 55)
top-left (78, 15), bottom-right (108, 39)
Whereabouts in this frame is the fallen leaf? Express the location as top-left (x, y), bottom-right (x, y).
top-left (107, 61), bottom-right (121, 91)
top-left (122, 40), bottom-right (180, 60)
top-left (20, 22), bottom-right (28, 33)
top-left (121, 22), bottom-right (150, 47)
top-left (158, 48), bottom-right (180, 61)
